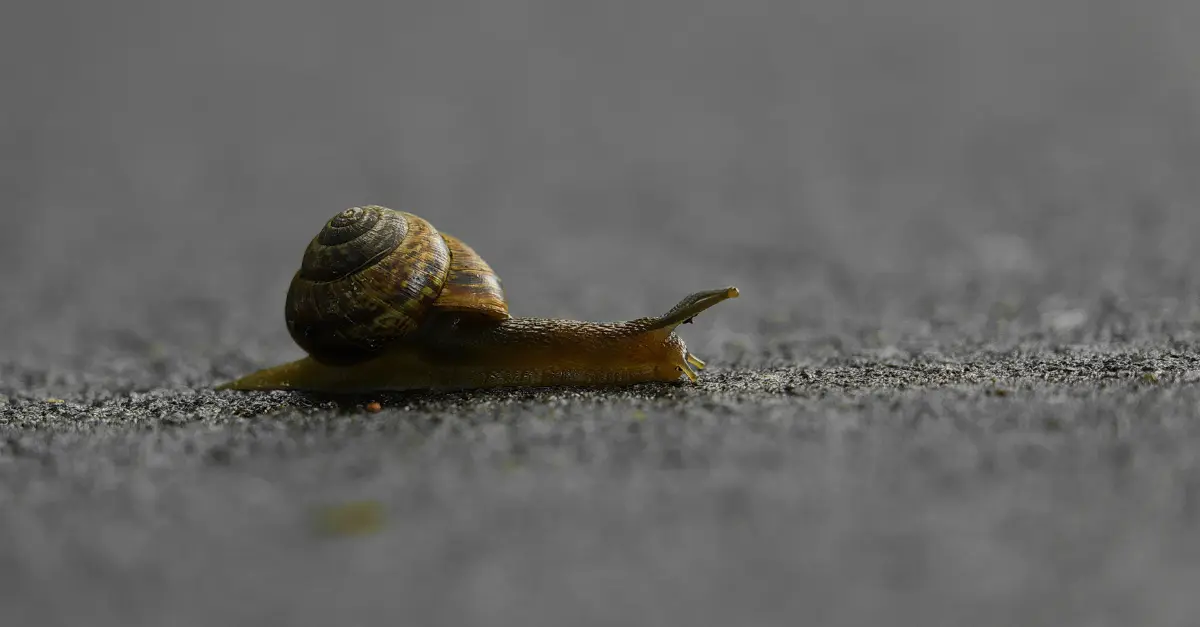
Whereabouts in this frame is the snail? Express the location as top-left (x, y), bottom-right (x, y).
top-left (217, 205), bottom-right (739, 393)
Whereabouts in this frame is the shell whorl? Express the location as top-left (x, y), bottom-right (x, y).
top-left (285, 206), bottom-right (451, 365)
top-left (297, 206), bottom-right (404, 281)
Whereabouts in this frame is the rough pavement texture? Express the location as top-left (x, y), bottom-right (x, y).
top-left (5, 1), bottom-right (1200, 625)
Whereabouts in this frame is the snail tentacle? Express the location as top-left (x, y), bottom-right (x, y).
top-left (646, 287), bottom-right (740, 333)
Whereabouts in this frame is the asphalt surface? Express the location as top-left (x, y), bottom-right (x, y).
top-left (6, 1), bottom-right (1200, 625)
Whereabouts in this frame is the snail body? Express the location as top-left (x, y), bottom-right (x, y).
top-left (217, 205), bottom-right (739, 394)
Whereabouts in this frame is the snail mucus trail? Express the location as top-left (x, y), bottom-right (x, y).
top-left (217, 205), bottom-right (739, 394)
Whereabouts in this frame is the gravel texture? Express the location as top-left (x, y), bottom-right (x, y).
top-left (6, 1), bottom-right (1200, 625)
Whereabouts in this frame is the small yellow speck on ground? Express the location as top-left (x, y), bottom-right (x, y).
top-left (315, 500), bottom-right (386, 537)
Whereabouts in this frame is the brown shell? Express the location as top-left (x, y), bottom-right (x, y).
top-left (433, 233), bottom-right (510, 321)
top-left (284, 206), bottom-right (451, 365)
top-left (283, 205), bottom-right (510, 366)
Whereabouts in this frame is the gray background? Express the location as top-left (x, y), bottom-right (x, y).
top-left (4, 1), bottom-right (1200, 625)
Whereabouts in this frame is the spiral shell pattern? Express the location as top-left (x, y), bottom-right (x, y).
top-left (285, 206), bottom-right (451, 365)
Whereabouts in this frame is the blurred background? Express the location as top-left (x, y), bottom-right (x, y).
top-left (4, 0), bottom-right (1200, 379)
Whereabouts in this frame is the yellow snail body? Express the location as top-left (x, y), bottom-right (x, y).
top-left (217, 205), bottom-right (739, 394)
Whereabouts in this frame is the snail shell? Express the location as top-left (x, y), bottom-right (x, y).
top-left (284, 205), bottom-right (509, 365)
